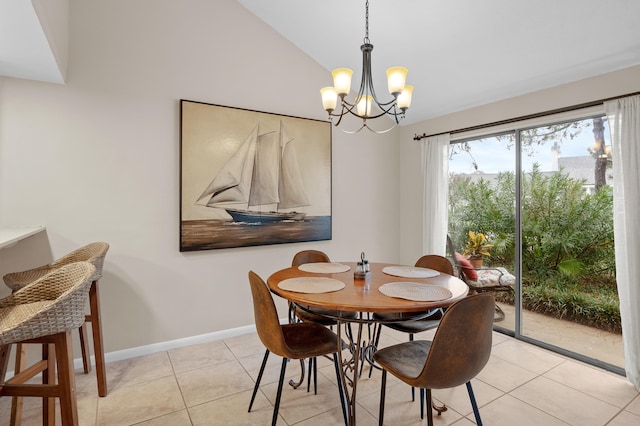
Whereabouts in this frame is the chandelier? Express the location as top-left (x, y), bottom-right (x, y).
top-left (320, 0), bottom-right (414, 134)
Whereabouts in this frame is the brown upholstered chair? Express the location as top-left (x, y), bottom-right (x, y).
top-left (373, 293), bottom-right (495, 426)
top-left (3, 241), bottom-right (110, 411)
top-left (372, 254), bottom-right (455, 415)
top-left (0, 262), bottom-right (97, 426)
top-left (247, 271), bottom-right (347, 425)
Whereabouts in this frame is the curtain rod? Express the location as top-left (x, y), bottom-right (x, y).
top-left (413, 90), bottom-right (640, 141)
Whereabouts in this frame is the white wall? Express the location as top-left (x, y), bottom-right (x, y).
top-left (399, 64), bottom-right (640, 264)
top-left (0, 0), bottom-right (401, 355)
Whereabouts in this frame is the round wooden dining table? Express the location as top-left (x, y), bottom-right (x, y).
top-left (267, 261), bottom-right (469, 426)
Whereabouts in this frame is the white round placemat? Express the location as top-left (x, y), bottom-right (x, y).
top-left (382, 266), bottom-right (440, 278)
top-left (278, 277), bottom-right (346, 293)
top-left (379, 282), bottom-right (452, 301)
top-left (298, 263), bottom-right (351, 273)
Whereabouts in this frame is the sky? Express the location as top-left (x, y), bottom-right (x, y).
top-left (449, 117), bottom-right (611, 174)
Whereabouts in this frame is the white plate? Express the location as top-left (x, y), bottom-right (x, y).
top-left (382, 266), bottom-right (440, 278)
top-left (379, 282), bottom-right (452, 301)
top-left (298, 263), bottom-right (351, 273)
top-left (278, 277), bottom-right (346, 293)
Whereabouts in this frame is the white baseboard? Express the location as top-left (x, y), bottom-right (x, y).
top-left (74, 323), bottom-right (259, 369)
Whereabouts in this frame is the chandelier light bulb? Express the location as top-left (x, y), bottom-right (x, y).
top-left (332, 68), bottom-right (353, 97)
top-left (356, 96), bottom-right (373, 117)
top-left (320, 87), bottom-right (338, 112)
top-left (386, 67), bottom-right (408, 96)
top-left (397, 85), bottom-right (414, 110)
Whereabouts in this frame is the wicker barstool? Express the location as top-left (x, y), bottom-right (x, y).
top-left (2, 242), bottom-right (109, 425)
top-left (0, 262), bottom-right (97, 426)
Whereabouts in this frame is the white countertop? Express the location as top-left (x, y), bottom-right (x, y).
top-left (0, 226), bottom-right (46, 249)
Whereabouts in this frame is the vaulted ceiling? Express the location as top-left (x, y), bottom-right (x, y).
top-left (238, 0), bottom-right (640, 123)
top-left (3, 1), bottom-right (640, 124)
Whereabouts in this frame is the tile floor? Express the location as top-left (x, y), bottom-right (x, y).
top-left (1, 326), bottom-right (639, 425)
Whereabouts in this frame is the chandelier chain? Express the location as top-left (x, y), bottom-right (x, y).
top-left (364, 0), bottom-right (370, 44)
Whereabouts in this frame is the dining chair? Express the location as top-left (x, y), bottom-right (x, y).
top-left (372, 254), bottom-right (453, 414)
top-left (2, 241), bottom-right (110, 421)
top-left (247, 271), bottom-right (347, 426)
top-left (373, 293), bottom-right (495, 426)
top-left (0, 262), bottom-right (97, 426)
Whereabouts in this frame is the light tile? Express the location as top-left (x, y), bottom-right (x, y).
top-left (476, 355), bottom-right (538, 393)
top-left (189, 389), bottom-right (278, 426)
top-left (491, 339), bottom-right (565, 374)
top-left (96, 376), bottom-right (185, 425)
top-left (431, 379), bottom-right (504, 416)
top-left (176, 359), bottom-right (256, 407)
top-left (105, 351), bottom-right (174, 391)
top-left (626, 394), bottom-right (640, 416)
top-left (260, 371), bottom-right (345, 424)
top-left (510, 376), bottom-right (619, 426)
top-left (168, 339), bottom-right (236, 373)
top-left (223, 332), bottom-right (266, 359)
top-left (608, 410), bottom-right (640, 426)
top-left (544, 360), bottom-right (638, 408)
top-left (135, 409), bottom-right (192, 426)
top-left (479, 394), bottom-right (568, 426)
top-left (358, 381), bottom-right (463, 425)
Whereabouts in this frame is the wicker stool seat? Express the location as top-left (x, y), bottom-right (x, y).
top-left (0, 262), bottom-right (97, 426)
top-left (2, 242), bottom-right (109, 425)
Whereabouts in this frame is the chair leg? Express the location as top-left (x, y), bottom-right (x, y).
top-left (332, 353), bottom-right (348, 426)
top-left (409, 333), bottom-right (415, 402)
top-left (306, 357), bottom-right (313, 393)
top-left (10, 343), bottom-right (27, 426)
top-left (88, 280), bottom-right (108, 397)
top-left (43, 343), bottom-right (56, 426)
top-left (313, 357), bottom-right (318, 395)
top-left (378, 370), bottom-right (387, 426)
top-left (466, 381), bottom-right (483, 426)
top-left (272, 357), bottom-right (289, 426)
top-left (425, 388), bottom-right (434, 426)
top-left (54, 331), bottom-right (79, 426)
top-left (420, 388), bottom-right (424, 419)
top-left (78, 323), bottom-right (92, 373)
top-left (249, 349), bottom-right (270, 412)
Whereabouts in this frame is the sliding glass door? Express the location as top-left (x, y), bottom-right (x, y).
top-left (447, 115), bottom-right (622, 371)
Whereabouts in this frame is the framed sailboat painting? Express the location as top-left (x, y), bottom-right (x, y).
top-left (180, 100), bottom-right (332, 251)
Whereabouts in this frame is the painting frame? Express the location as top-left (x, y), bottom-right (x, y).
top-left (180, 100), bottom-right (332, 252)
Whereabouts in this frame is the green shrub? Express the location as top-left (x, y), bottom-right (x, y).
top-left (449, 165), bottom-right (619, 332)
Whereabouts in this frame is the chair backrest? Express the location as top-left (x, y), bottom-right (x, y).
top-left (418, 293), bottom-right (495, 389)
top-left (247, 271), bottom-right (290, 357)
top-left (0, 262), bottom-right (97, 344)
top-left (291, 250), bottom-right (330, 267)
top-left (414, 254), bottom-right (454, 275)
top-left (52, 242), bottom-right (110, 280)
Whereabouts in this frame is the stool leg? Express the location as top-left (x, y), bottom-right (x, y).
top-left (10, 343), bottom-right (27, 426)
top-left (54, 331), bottom-right (79, 426)
top-left (78, 323), bottom-right (92, 373)
top-left (43, 343), bottom-right (56, 426)
top-left (88, 280), bottom-right (108, 396)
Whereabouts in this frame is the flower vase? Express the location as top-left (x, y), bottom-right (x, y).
top-left (469, 256), bottom-right (483, 269)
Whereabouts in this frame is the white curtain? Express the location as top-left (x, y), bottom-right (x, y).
top-left (420, 133), bottom-right (450, 256)
top-left (605, 95), bottom-right (640, 390)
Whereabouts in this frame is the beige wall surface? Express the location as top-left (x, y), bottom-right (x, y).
top-left (0, 0), bottom-right (401, 356)
top-left (398, 64), bottom-right (640, 265)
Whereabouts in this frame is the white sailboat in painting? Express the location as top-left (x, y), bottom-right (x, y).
top-left (196, 121), bottom-right (310, 223)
